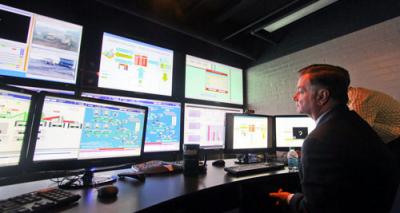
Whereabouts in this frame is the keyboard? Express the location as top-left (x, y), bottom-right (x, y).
top-left (132, 160), bottom-right (183, 175)
top-left (224, 162), bottom-right (285, 176)
top-left (0, 188), bottom-right (81, 213)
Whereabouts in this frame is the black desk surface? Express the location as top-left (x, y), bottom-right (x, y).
top-left (0, 160), bottom-right (296, 212)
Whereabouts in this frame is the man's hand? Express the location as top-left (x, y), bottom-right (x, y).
top-left (269, 188), bottom-right (293, 205)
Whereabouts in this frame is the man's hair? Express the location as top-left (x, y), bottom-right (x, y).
top-left (298, 64), bottom-right (350, 104)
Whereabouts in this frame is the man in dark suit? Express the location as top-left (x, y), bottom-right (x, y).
top-left (270, 64), bottom-right (399, 213)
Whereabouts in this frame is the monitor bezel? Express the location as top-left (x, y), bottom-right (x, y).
top-left (273, 114), bottom-right (314, 151)
top-left (0, 84), bottom-right (37, 178)
top-left (25, 92), bottom-right (148, 172)
top-left (225, 113), bottom-right (274, 154)
top-left (79, 87), bottom-right (183, 155)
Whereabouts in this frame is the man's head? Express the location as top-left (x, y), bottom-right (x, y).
top-left (293, 64), bottom-right (350, 120)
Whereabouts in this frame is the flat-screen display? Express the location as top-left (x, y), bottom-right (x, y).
top-left (0, 86), bottom-right (34, 168)
top-left (185, 55), bottom-right (243, 104)
top-left (275, 115), bottom-right (316, 148)
top-left (98, 32), bottom-right (174, 96)
top-left (225, 114), bottom-right (271, 151)
top-left (81, 92), bottom-right (181, 153)
top-left (0, 4), bottom-right (83, 84)
top-left (31, 94), bottom-right (147, 163)
top-left (184, 103), bottom-right (242, 149)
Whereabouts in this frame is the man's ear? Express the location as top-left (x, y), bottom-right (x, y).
top-left (316, 88), bottom-right (330, 105)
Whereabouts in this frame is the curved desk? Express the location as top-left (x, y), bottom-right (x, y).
top-left (0, 160), bottom-right (300, 212)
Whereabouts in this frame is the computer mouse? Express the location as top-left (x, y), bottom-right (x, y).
top-left (97, 185), bottom-right (119, 199)
top-left (212, 159), bottom-right (225, 167)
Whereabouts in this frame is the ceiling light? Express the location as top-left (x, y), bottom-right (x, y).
top-left (263, 0), bottom-right (338, 33)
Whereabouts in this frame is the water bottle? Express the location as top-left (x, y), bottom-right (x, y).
top-left (287, 149), bottom-right (299, 172)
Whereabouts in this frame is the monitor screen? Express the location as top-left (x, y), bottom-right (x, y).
top-left (184, 103), bottom-right (243, 149)
top-left (225, 114), bottom-right (271, 151)
top-left (81, 92), bottom-right (181, 153)
top-left (0, 4), bottom-right (83, 84)
top-left (185, 55), bottom-right (243, 105)
top-left (30, 94), bottom-right (147, 168)
top-left (274, 115), bottom-right (316, 148)
top-left (0, 86), bottom-right (35, 171)
top-left (98, 32), bottom-right (174, 96)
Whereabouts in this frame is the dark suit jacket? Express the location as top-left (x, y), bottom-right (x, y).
top-left (289, 104), bottom-right (399, 213)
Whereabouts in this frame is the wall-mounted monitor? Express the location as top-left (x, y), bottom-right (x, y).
top-left (98, 32), bottom-right (174, 96)
top-left (185, 55), bottom-right (243, 105)
top-left (0, 4), bottom-right (83, 85)
top-left (225, 113), bottom-right (272, 153)
top-left (274, 115), bottom-right (316, 148)
top-left (81, 91), bottom-right (181, 153)
top-left (0, 85), bottom-right (35, 179)
top-left (184, 103), bottom-right (243, 150)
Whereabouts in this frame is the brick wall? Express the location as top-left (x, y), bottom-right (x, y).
top-left (247, 16), bottom-right (400, 115)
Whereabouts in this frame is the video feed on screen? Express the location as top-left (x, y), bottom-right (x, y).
top-left (231, 115), bottom-right (270, 150)
top-left (0, 88), bottom-right (33, 167)
top-left (81, 92), bottom-right (181, 153)
top-left (184, 103), bottom-right (242, 149)
top-left (32, 96), bottom-right (146, 161)
top-left (275, 116), bottom-right (316, 148)
top-left (0, 4), bottom-right (83, 84)
top-left (98, 32), bottom-right (174, 96)
top-left (185, 55), bottom-right (243, 105)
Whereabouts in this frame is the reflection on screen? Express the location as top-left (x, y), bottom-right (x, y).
top-left (81, 92), bottom-right (181, 153)
top-left (0, 89), bottom-right (32, 167)
top-left (184, 103), bottom-right (242, 149)
top-left (232, 115), bottom-right (269, 150)
top-left (98, 32), bottom-right (174, 96)
top-left (275, 116), bottom-right (316, 148)
top-left (33, 96), bottom-right (146, 161)
top-left (0, 4), bottom-right (82, 84)
top-left (185, 55), bottom-right (243, 104)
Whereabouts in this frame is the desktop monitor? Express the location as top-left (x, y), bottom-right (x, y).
top-left (27, 93), bottom-right (148, 187)
top-left (185, 55), bottom-right (243, 105)
top-left (0, 85), bottom-right (36, 180)
top-left (0, 4), bottom-right (83, 85)
top-left (274, 115), bottom-right (316, 149)
top-left (81, 91), bottom-right (181, 153)
top-left (184, 103), bottom-right (243, 150)
top-left (98, 32), bottom-right (174, 96)
top-left (225, 113), bottom-right (272, 155)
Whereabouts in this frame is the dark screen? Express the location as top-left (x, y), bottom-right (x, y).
top-left (0, 9), bottom-right (30, 43)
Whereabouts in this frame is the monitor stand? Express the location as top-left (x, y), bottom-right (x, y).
top-left (235, 153), bottom-right (264, 164)
top-left (59, 168), bottom-right (117, 189)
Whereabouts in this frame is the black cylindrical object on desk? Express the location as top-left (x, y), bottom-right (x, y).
top-left (183, 144), bottom-right (200, 176)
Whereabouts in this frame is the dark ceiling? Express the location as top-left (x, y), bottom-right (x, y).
top-left (94, 0), bottom-right (329, 61)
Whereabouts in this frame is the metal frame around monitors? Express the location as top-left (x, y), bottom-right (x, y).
top-left (273, 114), bottom-right (314, 151)
top-left (25, 91), bottom-right (148, 172)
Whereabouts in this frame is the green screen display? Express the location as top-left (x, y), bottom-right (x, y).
top-left (185, 55), bottom-right (243, 105)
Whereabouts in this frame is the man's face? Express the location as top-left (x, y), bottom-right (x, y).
top-left (293, 74), bottom-right (318, 115)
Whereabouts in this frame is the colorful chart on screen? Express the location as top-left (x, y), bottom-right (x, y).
top-left (98, 33), bottom-right (174, 96)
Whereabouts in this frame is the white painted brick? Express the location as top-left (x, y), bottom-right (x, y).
top-left (247, 16), bottom-right (400, 115)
